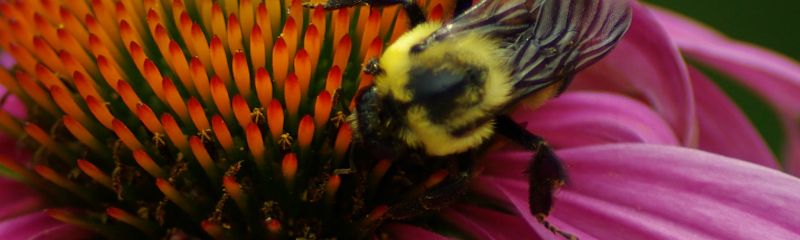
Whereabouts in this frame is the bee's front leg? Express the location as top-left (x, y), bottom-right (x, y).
top-left (495, 115), bottom-right (577, 240)
top-left (306, 0), bottom-right (408, 8)
top-left (309, 0), bottom-right (425, 27)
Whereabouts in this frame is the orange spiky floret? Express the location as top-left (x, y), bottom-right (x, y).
top-left (227, 14), bottom-right (244, 53)
top-left (188, 98), bottom-right (211, 131)
top-left (222, 176), bottom-right (249, 224)
top-left (281, 153), bottom-right (298, 184)
top-left (267, 100), bottom-right (285, 140)
top-left (250, 25), bottom-right (267, 70)
top-left (77, 159), bottom-right (113, 189)
top-left (211, 115), bottom-right (235, 154)
top-left (314, 91), bottom-right (333, 130)
top-left (282, 16), bottom-right (299, 63)
top-left (272, 37), bottom-right (289, 89)
top-left (232, 95), bottom-right (252, 130)
top-left (232, 51), bottom-right (251, 99)
top-left (255, 68), bottom-right (273, 109)
top-left (133, 149), bottom-right (168, 178)
top-left (304, 24), bottom-right (322, 71)
top-left (294, 49), bottom-right (312, 96)
top-left (63, 116), bottom-right (104, 154)
top-left (284, 73), bottom-right (301, 119)
top-left (189, 136), bottom-right (220, 183)
top-left (297, 115), bottom-right (315, 150)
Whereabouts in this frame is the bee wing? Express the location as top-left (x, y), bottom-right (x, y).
top-left (416, 0), bottom-right (540, 50)
top-left (509, 0), bottom-right (632, 99)
top-left (421, 0), bottom-right (632, 99)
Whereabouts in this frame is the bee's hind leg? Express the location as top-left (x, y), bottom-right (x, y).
top-left (495, 115), bottom-right (577, 240)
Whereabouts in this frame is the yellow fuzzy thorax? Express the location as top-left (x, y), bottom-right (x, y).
top-left (375, 22), bottom-right (513, 156)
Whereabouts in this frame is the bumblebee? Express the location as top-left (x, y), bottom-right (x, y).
top-left (320, 0), bottom-right (631, 238)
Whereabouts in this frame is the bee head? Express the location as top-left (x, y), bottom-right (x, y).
top-left (352, 86), bottom-right (409, 159)
top-left (356, 22), bottom-right (513, 156)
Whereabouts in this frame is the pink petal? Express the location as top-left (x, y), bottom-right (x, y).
top-left (689, 67), bottom-right (778, 168)
top-left (441, 204), bottom-right (540, 240)
top-left (0, 86), bottom-right (31, 162)
top-left (0, 212), bottom-right (91, 240)
top-left (786, 125), bottom-right (800, 175)
top-left (471, 177), bottom-right (590, 239)
top-left (513, 91), bottom-right (679, 149)
top-left (653, 8), bottom-right (800, 115)
top-left (382, 223), bottom-right (449, 240)
top-left (0, 136), bottom-right (32, 167)
top-left (653, 8), bottom-right (800, 174)
top-left (571, 3), bottom-right (697, 146)
top-left (0, 179), bottom-right (43, 221)
top-left (0, 52), bottom-right (14, 69)
top-left (644, 6), bottom-right (726, 42)
top-left (475, 144), bottom-right (800, 239)
top-left (0, 53), bottom-right (26, 121)
top-left (27, 223), bottom-right (92, 240)
top-left (0, 85), bottom-right (26, 122)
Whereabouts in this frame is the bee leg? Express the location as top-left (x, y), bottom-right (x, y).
top-left (495, 116), bottom-right (577, 240)
top-left (453, 0), bottom-right (474, 16)
top-left (315, 0), bottom-right (425, 27)
top-left (388, 171), bottom-right (470, 220)
top-left (420, 171), bottom-right (470, 209)
top-left (313, 0), bottom-right (407, 8)
top-left (398, 1), bottom-right (425, 27)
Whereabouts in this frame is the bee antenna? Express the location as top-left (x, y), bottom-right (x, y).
top-left (401, 1), bottom-right (426, 27)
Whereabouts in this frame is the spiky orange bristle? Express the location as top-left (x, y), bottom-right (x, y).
top-left (0, 0), bottom-right (463, 239)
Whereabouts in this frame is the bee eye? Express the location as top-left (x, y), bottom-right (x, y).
top-left (410, 43), bottom-right (426, 53)
top-left (364, 58), bottom-right (384, 76)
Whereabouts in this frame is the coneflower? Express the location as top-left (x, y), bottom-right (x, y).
top-left (6, 1), bottom-right (800, 240)
top-left (0, 0), bottom-right (458, 238)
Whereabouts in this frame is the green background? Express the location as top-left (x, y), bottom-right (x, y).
top-left (644, 0), bottom-right (800, 162)
top-left (645, 0), bottom-right (800, 61)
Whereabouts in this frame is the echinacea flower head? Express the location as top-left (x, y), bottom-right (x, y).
top-left (0, 0), bottom-right (459, 238)
top-left (2, 0), bottom-right (800, 240)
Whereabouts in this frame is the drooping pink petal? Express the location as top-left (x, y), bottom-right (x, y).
top-left (652, 8), bottom-right (800, 115)
top-left (475, 144), bottom-right (800, 239)
top-left (513, 91), bottom-right (679, 149)
top-left (652, 8), bottom-right (800, 174)
top-left (689, 67), bottom-right (778, 168)
top-left (441, 204), bottom-right (540, 240)
top-left (0, 212), bottom-right (91, 240)
top-left (382, 223), bottom-right (449, 240)
top-left (571, 3), bottom-right (697, 147)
